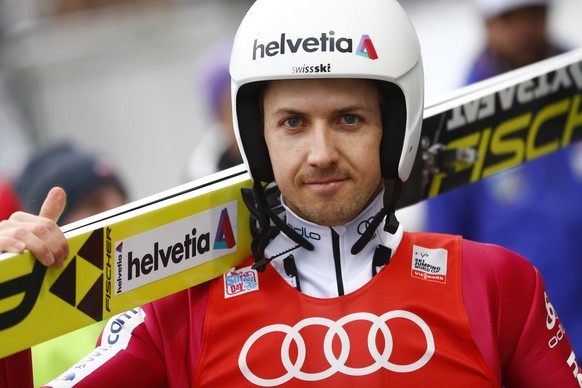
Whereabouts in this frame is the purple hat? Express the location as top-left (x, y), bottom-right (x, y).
top-left (197, 40), bottom-right (232, 118)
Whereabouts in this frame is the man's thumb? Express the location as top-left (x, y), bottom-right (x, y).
top-left (39, 187), bottom-right (67, 222)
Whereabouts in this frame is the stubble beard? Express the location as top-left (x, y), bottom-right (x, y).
top-left (284, 177), bottom-right (383, 227)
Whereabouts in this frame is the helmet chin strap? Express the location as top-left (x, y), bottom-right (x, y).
top-left (243, 179), bottom-right (401, 271)
top-left (242, 181), bottom-right (314, 272)
top-left (350, 179), bottom-right (401, 255)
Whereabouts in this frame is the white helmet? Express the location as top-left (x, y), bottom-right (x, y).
top-left (230, 0), bottom-right (424, 183)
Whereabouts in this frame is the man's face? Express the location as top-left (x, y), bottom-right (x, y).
top-left (487, 6), bottom-right (548, 68)
top-left (262, 78), bottom-right (384, 226)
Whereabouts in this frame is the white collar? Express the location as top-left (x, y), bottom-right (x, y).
top-left (265, 190), bottom-right (404, 298)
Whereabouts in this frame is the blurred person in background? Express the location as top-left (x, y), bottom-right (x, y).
top-left (426, 0), bottom-right (582, 353)
top-left (0, 142), bottom-right (128, 387)
top-left (13, 142), bottom-right (127, 227)
top-left (466, 0), bottom-right (565, 82)
top-left (184, 40), bottom-right (243, 181)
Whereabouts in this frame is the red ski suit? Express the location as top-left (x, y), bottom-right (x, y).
top-left (40, 193), bottom-right (581, 387)
top-left (41, 238), bottom-right (581, 386)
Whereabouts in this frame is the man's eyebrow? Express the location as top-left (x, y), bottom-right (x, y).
top-left (270, 104), bottom-right (371, 116)
top-left (269, 107), bottom-right (303, 116)
top-left (332, 104), bottom-right (372, 114)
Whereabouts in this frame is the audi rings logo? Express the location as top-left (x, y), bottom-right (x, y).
top-left (357, 217), bottom-right (376, 236)
top-left (238, 311), bottom-right (435, 386)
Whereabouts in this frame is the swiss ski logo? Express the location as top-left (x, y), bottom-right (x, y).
top-left (411, 245), bottom-right (448, 284)
top-left (224, 266), bottom-right (258, 298)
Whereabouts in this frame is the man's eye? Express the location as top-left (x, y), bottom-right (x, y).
top-left (283, 117), bottom-right (302, 128)
top-left (341, 114), bottom-right (360, 125)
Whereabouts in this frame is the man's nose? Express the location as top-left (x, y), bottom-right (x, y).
top-left (306, 125), bottom-right (339, 168)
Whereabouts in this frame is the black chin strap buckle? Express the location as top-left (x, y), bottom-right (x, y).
top-left (283, 255), bottom-right (301, 291)
top-left (384, 212), bottom-right (399, 234)
top-left (372, 245), bottom-right (392, 277)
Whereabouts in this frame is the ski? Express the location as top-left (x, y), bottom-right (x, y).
top-left (0, 167), bottom-right (253, 358)
top-left (1, 47), bottom-right (581, 358)
top-left (398, 48), bottom-right (582, 208)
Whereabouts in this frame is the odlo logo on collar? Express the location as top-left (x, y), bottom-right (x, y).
top-left (252, 31), bottom-right (378, 60)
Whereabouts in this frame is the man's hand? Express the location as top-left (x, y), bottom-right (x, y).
top-left (0, 187), bottom-right (69, 267)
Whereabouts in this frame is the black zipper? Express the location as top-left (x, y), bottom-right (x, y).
top-left (331, 228), bottom-right (345, 296)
